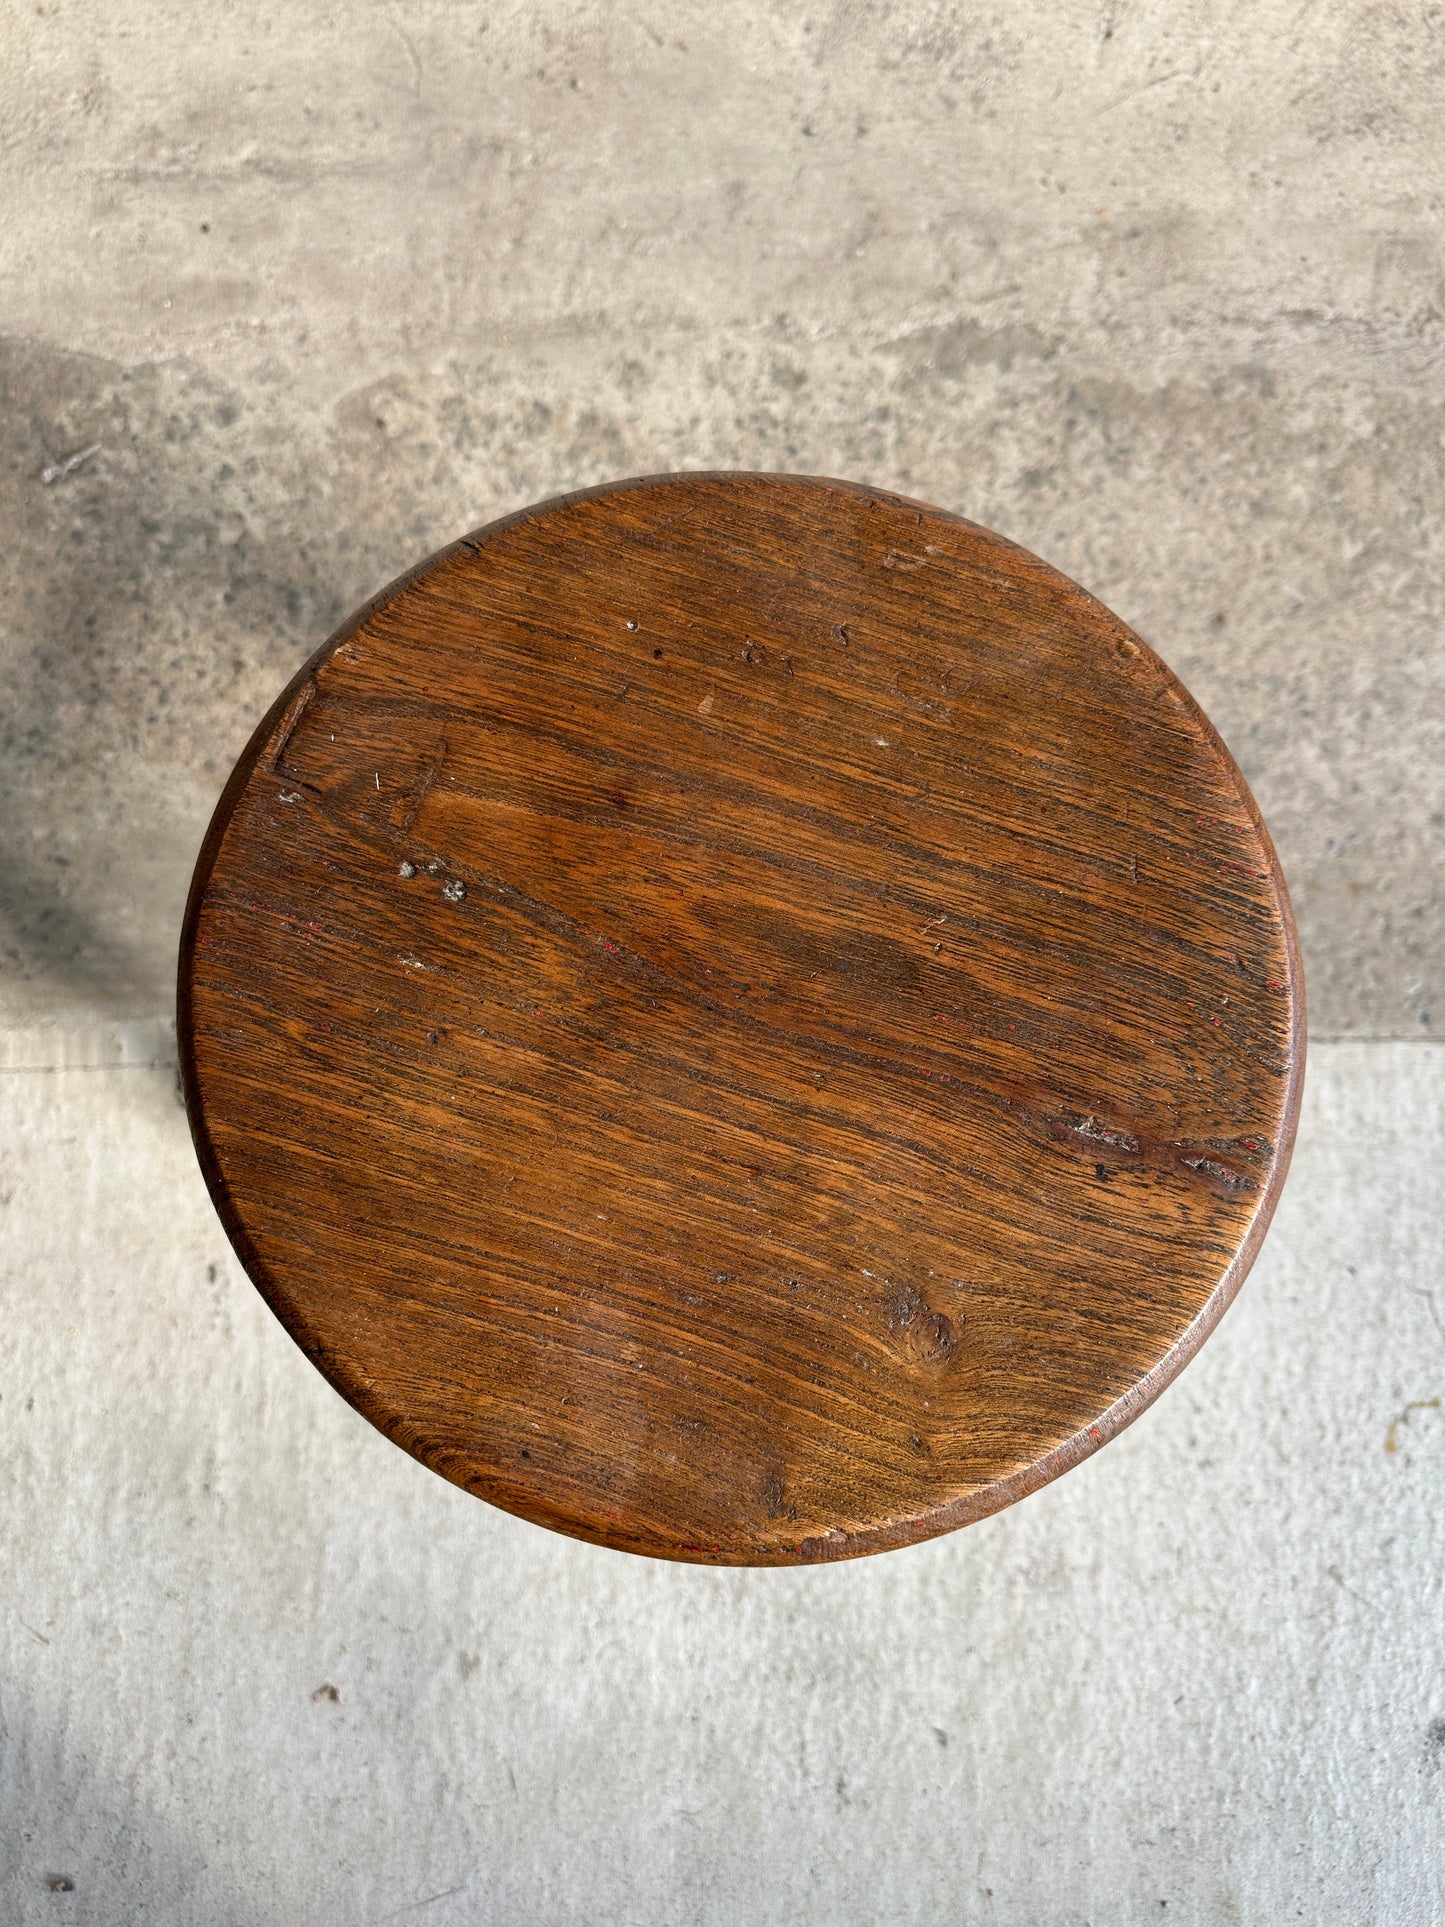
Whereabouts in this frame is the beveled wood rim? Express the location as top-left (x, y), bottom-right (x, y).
top-left (179, 472), bottom-right (1306, 1562)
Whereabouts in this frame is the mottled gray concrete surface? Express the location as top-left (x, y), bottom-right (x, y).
top-left (3, 3), bottom-right (1443, 1920)
top-left (2, 1037), bottom-right (1443, 1924)
top-left (2, 0), bottom-right (1442, 1033)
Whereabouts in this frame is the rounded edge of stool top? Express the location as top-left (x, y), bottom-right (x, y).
top-left (179, 472), bottom-right (1306, 1565)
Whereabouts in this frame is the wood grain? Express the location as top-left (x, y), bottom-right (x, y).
top-left (179, 473), bottom-right (1305, 1564)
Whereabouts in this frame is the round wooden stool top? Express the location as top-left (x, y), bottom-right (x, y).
top-left (180, 473), bottom-right (1304, 1565)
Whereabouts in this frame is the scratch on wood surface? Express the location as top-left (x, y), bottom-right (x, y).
top-left (1060, 1113), bottom-right (1141, 1154)
top-left (649, 500), bottom-right (699, 537)
top-left (1178, 1153), bottom-right (1255, 1192)
top-left (268, 678), bottom-right (318, 774)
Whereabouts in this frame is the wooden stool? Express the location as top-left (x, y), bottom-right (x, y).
top-left (179, 474), bottom-right (1303, 1564)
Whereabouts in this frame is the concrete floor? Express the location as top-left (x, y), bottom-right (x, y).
top-left (1, 2), bottom-right (1441, 1920)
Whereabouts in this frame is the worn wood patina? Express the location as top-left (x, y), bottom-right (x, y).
top-left (179, 473), bottom-right (1304, 1564)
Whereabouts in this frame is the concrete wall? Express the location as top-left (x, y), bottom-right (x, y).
top-left (2, 3), bottom-right (1441, 1920)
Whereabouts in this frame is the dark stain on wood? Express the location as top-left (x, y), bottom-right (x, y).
top-left (178, 472), bottom-right (1305, 1565)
